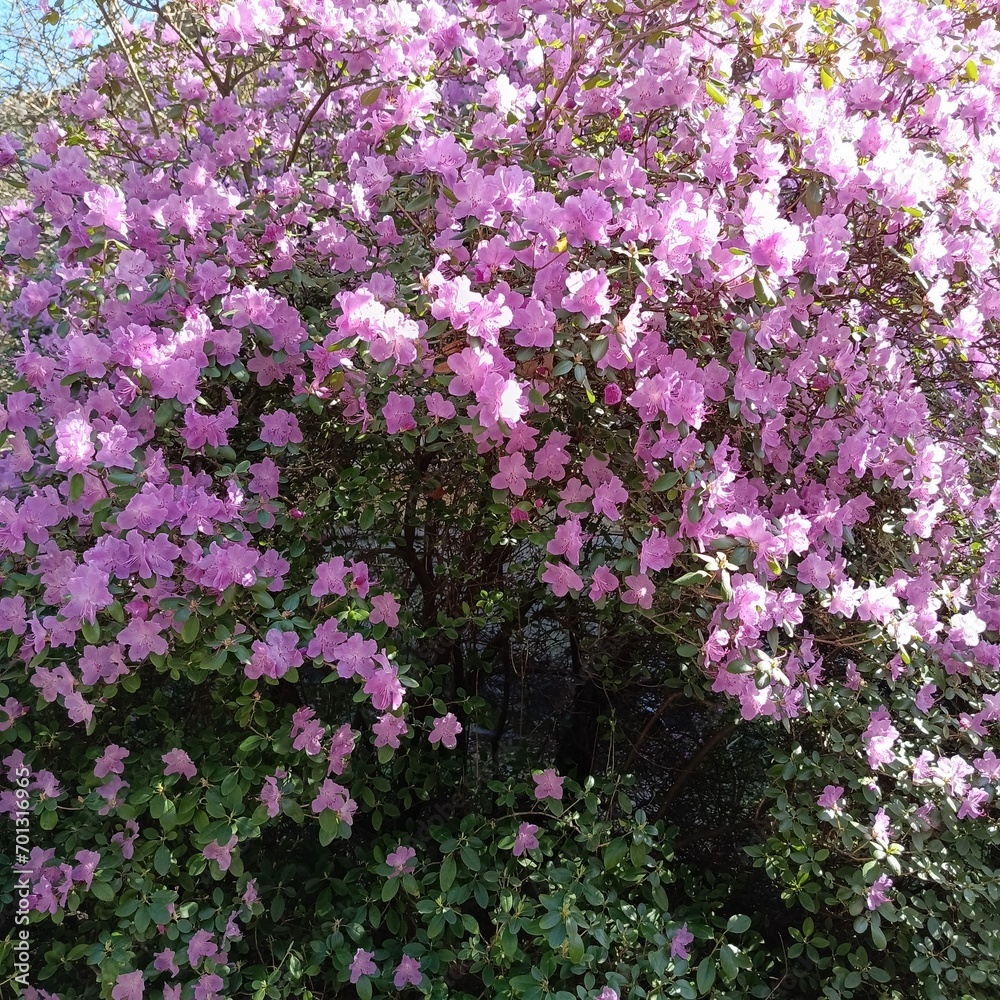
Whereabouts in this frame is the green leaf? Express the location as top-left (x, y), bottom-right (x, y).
top-left (696, 957), bottom-right (716, 995)
top-left (727, 913), bottom-right (751, 934)
top-left (603, 838), bottom-right (629, 870)
top-left (154, 844), bottom-right (172, 876)
top-left (70, 473), bottom-right (85, 502)
top-left (870, 920), bottom-right (887, 950)
top-left (720, 944), bottom-right (738, 980)
top-left (91, 881), bottom-right (115, 902)
top-left (674, 571), bottom-right (712, 587)
top-left (651, 471), bottom-right (680, 492)
top-left (181, 616), bottom-right (200, 643)
top-left (81, 618), bottom-right (101, 644)
top-left (440, 855), bottom-right (457, 893)
top-left (705, 80), bottom-right (727, 105)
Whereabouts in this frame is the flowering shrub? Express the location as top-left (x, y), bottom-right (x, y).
top-left (2, 0), bottom-right (1000, 998)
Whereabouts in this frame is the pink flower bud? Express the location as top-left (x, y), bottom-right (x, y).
top-left (288, 508), bottom-right (304, 519)
top-left (604, 384), bottom-right (623, 406)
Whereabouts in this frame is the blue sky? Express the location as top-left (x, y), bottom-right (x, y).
top-left (0, 0), bottom-right (105, 92)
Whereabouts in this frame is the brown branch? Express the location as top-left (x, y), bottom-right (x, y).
top-left (622, 689), bottom-right (684, 772)
top-left (654, 722), bottom-right (736, 824)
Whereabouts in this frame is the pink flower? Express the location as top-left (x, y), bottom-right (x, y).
top-left (866, 874), bottom-right (893, 910)
top-left (862, 706), bottom-right (899, 770)
top-left (492, 453), bottom-right (531, 495)
top-left (259, 409), bottom-right (303, 447)
top-left (187, 928), bottom-right (221, 967)
top-left (870, 808), bottom-right (891, 847)
top-left (312, 556), bottom-right (350, 598)
top-left (563, 268), bottom-right (612, 324)
top-left (55, 413), bottom-right (94, 472)
top-left (621, 572), bottom-right (654, 610)
top-left (513, 822), bottom-right (539, 857)
top-left (94, 745), bottom-right (129, 778)
top-left (914, 683), bottom-right (937, 713)
top-left (260, 773), bottom-right (284, 818)
top-left (328, 723), bottom-right (356, 775)
top-left (162, 749), bottom-right (196, 780)
top-left (958, 787), bottom-right (989, 820)
top-left (533, 768), bottom-right (563, 800)
top-left (373, 713), bottom-right (408, 749)
top-left (111, 820), bottom-right (139, 859)
top-left (974, 748), bottom-right (1000, 780)
top-left (817, 785), bottom-right (844, 815)
top-left (203, 834), bottom-right (238, 872)
top-left (541, 560), bottom-right (585, 597)
top-left (365, 665), bottom-right (406, 712)
top-left (386, 845), bottom-right (417, 876)
top-left (382, 392), bottom-right (417, 434)
top-left (291, 707), bottom-right (326, 755)
top-left (670, 923), bottom-right (694, 960)
top-left (311, 778), bottom-right (357, 824)
top-left (429, 712), bottom-right (462, 749)
top-left (111, 970), bottom-right (144, 1000)
top-left (370, 593), bottom-right (400, 627)
top-left (589, 565), bottom-right (620, 602)
top-left (350, 949), bottom-right (377, 983)
top-left (394, 955), bottom-right (422, 989)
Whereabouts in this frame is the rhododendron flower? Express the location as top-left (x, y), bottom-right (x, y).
top-left (429, 712), bottom-right (462, 749)
top-left (162, 749), bottom-right (196, 780)
top-left (589, 565), bottom-right (620, 602)
top-left (94, 745), bottom-right (129, 779)
top-left (513, 822), bottom-right (539, 857)
top-left (957, 787), bottom-right (989, 820)
top-left (862, 707), bottom-right (899, 769)
top-left (111, 970), bottom-right (144, 1000)
top-left (533, 768), bottom-right (563, 800)
top-left (291, 707), bottom-right (326, 755)
top-left (350, 949), bottom-right (376, 983)
top-left (194, 973), bottom-right (225, 1000)
top-left (394, 955), bottom-right (422, 989)
top-left (914, 683), bottom-right (937, 713)
top-left (866, 875), bottom-right (893, 910)
top-left (563, 268), bottom-right (613, 324)
top-left (870, 808), bottom-right (891, 847)
top-left (203, 835), bottom-right (238, 872)
top-left (369, 592), bottom-right (400, 627)
top-left (259, 409), bottom-right (302, 447)
top-left (327, 723), bottom-right (356, 775)
top-left (111, 820), bottom-right (139, 860)
top-left (154, 949), bottom-right (180, 977)
top-left (670, 923), bottom-right (694, 960)
top-left (187, 928), bottom-right (221, 967)
top-left (386, 845), bottom-right (417, 876)
top-left (365, 664), bottom-right (405, 712)
top-left (621, 572), bottom-right (654, 610)
top-left (974, 749), bottom-right (1000, 780)
top-left (311, 779), bottom-right (357, 824)
top-left (373, 713), bottom-right (408, 749)
top-left (0, 697), bottom-right (26, 732)
top-left (542, 560), bottom-right (584, 597)
top-left (817, 785), bottom-right (844, 815)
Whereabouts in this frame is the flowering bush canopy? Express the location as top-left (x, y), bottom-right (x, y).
top-left (2, 0), bottom-right (1000, 997)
